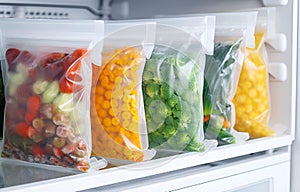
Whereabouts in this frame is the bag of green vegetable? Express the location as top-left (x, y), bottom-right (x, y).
top-left (142, 16), bottom-right (217, 153)
top-left (203, 12), bottom-right (257, 146)
top-left (91, 21), bottom-right (157, 164)
top-left (0, 19), bottom-right (107, 172)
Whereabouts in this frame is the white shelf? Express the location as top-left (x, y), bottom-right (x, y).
top-left (87, 147), bottom-right (291, 192)
top-left (0, 135), bottom-right (293, 192)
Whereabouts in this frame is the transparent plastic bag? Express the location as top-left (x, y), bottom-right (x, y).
top-left (203, 12), bottom-right (257, 146)
top-left (0, 19), bottom-right (106, 172)
top-left (142, 16), bottom-right (216, 153)
top-left (0, 61), bottom-right (4, 140)
top-left (91, 21), bottom-right (156, 163)
top-left (232, 32), bottom-right (274, 138)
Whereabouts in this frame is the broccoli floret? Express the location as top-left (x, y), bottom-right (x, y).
top-left (144, 97), bottom-right (153, 107)
top-left (184, 139), bottom-right (205, 152)
top-left (181, 102), bottom-right (192, 124)
top-left (149, 101), bottom-right (167, 124)
top-left (176, 132), bottom-right (191, 148)
top-left (145, 82), bottom-right (160, 98)
top-left (160, 82), bottom-right (173, 100)
top-left (143, 71), bottom-right (154, 80)
top-left (145, 58), bottom-right (157, 74)
top-left (149, 131), bottom-right (165, 147)
top-left (175, 102), bottom-right (182, 111)
top-left (150, 110), bottom-right (165, 125)
top-left (173, 110), bottom-right (182, 119)
top-left (147, 121), bottom-right (159, 133)
top-left (161, 124), bottom-right (176, 139)
top-left (165, 116), bottom-right (174, 125)
top-left (165, 104), bottom-right (172, 116)
top-left (167, 94), bottom-right (179, 108)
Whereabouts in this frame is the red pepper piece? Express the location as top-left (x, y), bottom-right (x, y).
top-left (66, 61), bottom-right (82, 77)
top-left (5, 48), bottom-right (21, 71)
top-left (15, 122), bottom-right (38, 139)
top-left (25, 112), bottom-right (36, 124)
top-left (63, 49), bottom-right (86, 72)
top-left (71, 48), bottom-right (87, 59)
top-left (15, 122), bottom-right (29, 138)
top-left (27, 95), bottom-right (41, 115)
top-left (58, 77), bottom-right (83, 94)
top-left (58, 77), bottom-right (74, 94)
top-left (25, 95), bottom-right (41, 124)
top-left (53, 147), bottom-right (63, 159)
top-left (33, 145), bottom-right (44, 157)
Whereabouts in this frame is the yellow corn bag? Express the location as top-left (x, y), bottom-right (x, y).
top-left (233, 32), bottom-right (274, 138)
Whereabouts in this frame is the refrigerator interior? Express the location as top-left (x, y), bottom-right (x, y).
top-left (0, 0), bottom-right (298, 191)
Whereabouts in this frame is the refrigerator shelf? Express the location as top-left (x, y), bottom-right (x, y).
top-left (0, 135), bottom-right (293, 192)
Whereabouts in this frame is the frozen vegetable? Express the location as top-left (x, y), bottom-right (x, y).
top-left (143, 45), bottom-right (205, 152)
top-left (91, 46), bottom-right (145, 162)
top-left (203, 41), bottom-right (242, 146)
top-left (233, 32), bottom-right (274, 138)
top-left (1, 48), bottom-right (91, 171)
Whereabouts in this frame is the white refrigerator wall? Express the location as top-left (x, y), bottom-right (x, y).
top-left (291, 0), bottom-right (300, 191)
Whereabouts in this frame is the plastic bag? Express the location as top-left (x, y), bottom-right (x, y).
top-left (91, 21), bottom-right (156, 163)
top-left (0, 62), bottom-right (4, 140)
top-left (142, 16), bottom-right (216, 152)
top-left (203, 12), bottom-right (257, 146)
top-left (232, 32), bottom-right (274, 138)
top-left (0, 19), bottom-right (106, 172)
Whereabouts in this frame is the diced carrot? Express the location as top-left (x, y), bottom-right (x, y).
top-left (203, 115), bottom-right (210, 123)
top-left (223, 119), bottom-right (231, 129)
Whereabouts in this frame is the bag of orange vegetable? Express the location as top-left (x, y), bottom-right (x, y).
top-left (91, 21), bottom-right (156, 163)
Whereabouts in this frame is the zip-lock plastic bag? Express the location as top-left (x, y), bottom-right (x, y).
top-left (0, 19), bottom-right (107, 172)
top-left (91, 21), bottom-right (156, 163)
top-left (202, 12), bottom-right (257, 146)
top-left (0, 61), bottom-right (3, 140)
top-left (141, 16), bottom-right (216, 153)
top-left (233, 32), bottom-right (274, 139)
